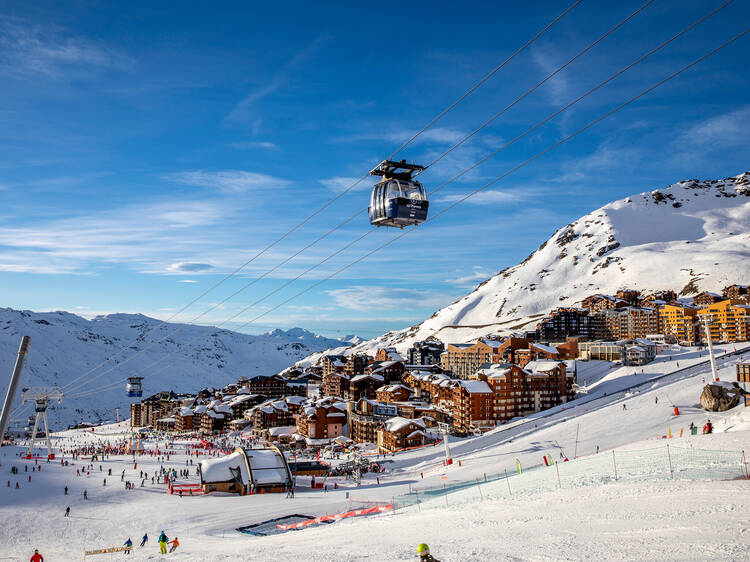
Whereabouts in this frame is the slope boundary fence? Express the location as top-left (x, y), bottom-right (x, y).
top-left (392, 444), bottom-right (748, 513)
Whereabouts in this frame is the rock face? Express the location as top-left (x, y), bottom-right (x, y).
top-left (700, 382), bottom-right (744, 412)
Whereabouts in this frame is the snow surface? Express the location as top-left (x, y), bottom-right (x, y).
top-left (3, 347), bottom-right (750, 560)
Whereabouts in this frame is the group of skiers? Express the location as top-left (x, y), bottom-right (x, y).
top-left (120, 531), bottom-right (179, 555)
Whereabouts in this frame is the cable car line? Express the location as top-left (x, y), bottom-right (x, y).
top-left (66, 14), bottom-right (747, 400)
top-left (64, 0), bottom-right (657, 394)
top-left (58, 1), bottom-right (582, 396)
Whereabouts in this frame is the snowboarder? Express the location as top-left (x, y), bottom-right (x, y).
top-left (64, 507), bottom-right (70, 517)
top-left (30, 549), bottom-right (44, 562)
top-left (158, 531), bottom-right (168, 554)
top-left (417, 543), bottom-right (439, 561)
top-left (140, 533), bottom-right (148, 547)
top-left (123, 538), bottom-right (132, 555)
top-left (168, 537), bottom-right (179, 553)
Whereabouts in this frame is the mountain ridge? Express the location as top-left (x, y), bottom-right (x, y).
top-left (336, 171), bottom-right (750, 356)
top-left (0, 308), bottom-right (348, 426)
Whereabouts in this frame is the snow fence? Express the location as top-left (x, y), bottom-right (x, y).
top-left (393, 445), bottom-right (747, 513)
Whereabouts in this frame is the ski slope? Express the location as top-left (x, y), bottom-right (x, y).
top-left (1, 346), bottom-right (749, 561)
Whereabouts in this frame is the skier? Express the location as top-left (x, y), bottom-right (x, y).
top-left (655, 396), bottom-right (658, 404)
top-left (30, 549), bottom-right (44, 562)
top-left (168, 537), bottom-right (180, 553)
top-left (158, 531), bottom-right (168, 554)
top-left (622, 404), bottom-right (627, 411)
top-left (123, 538), bottom-right (133, 555)
top-left (140, 533), bottom-right (148, 547)
top-left (64, 507), bottom-right (70, 517)
top-left (416, 543), bottom-right (439, 561)
top-left (704, 419), bottom-right (714, 434)
top-left (64, 486), bottom-right (68, 495)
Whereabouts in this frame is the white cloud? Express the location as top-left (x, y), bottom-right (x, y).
top-left (229, 141), bottom-right (279, 150)
top-left (178, 279), bottom-right (198, 283)
top-left (326, 286), bottom-right (450, 312)
top-left (445, 266), bottom-right (493, 287)
top-left (165, 170), bottom-right (290, 193)
top-left (678, 106), bottom-right (750, 149)
top-left (167, 262), bottom-right (214, 273)
top-left (225, 37), bottom-right (327, 122)
top-left (436, 189), bottom-right (527, 205)
top-left (0, 198), bottom-right (232, 274)
top-left (319, 176), bottom-right (371, 192)
top-left (0, 16), bottom-right (129, 78)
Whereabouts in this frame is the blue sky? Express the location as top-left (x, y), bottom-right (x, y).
top-left (0, 0), bottom-right (748, 339)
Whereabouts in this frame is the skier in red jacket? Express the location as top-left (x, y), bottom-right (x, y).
top-left (30, 549), bottom-right (44, 562)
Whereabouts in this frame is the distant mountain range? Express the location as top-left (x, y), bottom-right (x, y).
top-left (0, 308), bottom-right (350, 427)
top-left (334, 171), bottom-right (750, 356)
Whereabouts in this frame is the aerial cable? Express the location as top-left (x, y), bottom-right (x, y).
top-left (67, 19), bottom-right (748, 400)
top-left (64, 0), bottom-right (734, 395)
top-left (391, 0), bottom-right (584, 154)
top-left (60, 1), bottom-right (582, 393)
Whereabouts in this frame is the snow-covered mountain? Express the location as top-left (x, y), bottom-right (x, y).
top-left (343, 171), bottom-right (750, 355)
top-left (0, 309), bottom-right (348, 427)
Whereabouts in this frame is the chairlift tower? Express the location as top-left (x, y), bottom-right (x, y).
top-left (437, 422), bottom-right (453, 466)
top-left (22, 387), bottom-right (63, 459)
top-left (698, 313), bottom-right (719, 382)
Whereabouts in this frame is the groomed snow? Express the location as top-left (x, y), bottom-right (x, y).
top-left (2, 346), bottom-right (750, 560)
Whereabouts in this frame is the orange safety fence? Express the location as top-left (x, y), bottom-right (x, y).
top-left (276, 504), bottom-right (393, 530)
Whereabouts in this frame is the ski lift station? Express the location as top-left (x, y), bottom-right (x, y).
top-left (199, 447), bottom-right (293, 495)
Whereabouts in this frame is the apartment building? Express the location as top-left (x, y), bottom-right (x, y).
top-left (441, 337), bottom-right (505, 379)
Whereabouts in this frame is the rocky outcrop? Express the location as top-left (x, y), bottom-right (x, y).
top-left (700, 382), bottom-right (745, 412)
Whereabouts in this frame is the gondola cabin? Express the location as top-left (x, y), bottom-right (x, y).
top-left (126, 376), bottom-right (144, 398)
top-left (369, 160), bottom-right (428, 228)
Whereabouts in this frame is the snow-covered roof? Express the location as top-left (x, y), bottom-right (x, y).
top-left (285, 395), bottom-right (306, 405)
top-left (385, 416), bottom-right (425, 433)
top-left (406, 430), bottom-right (427, 440)
top-left (525, 360), bottom-right (564, 373)
top-left (531, 343), bottom-right (559, 355)
top-left (459, 380), bottom-right (493, 394)
top-left (267, 426), bottom-right (297, 437)
top-left (200, 451), bottom-right (249, 484)
top-left (177, 407), bottom-right (193, 416)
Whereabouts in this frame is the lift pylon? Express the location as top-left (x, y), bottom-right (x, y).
top-left (22, 387), bottom-right (63, 459)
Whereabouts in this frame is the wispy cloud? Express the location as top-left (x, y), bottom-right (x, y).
top-left (326, 286), bottom-right (450, 312)
top-left (319, 176), bottom-right (371, 192)
top-left (167, 262), bottom-right (214, 273)
top-left (335, 126), bottom-right (467, 146)
top-left (435, 189), bottom-right (528, 205)
top-left (225, 37), bottom-right (327, 123)
top-left (677, 106), bottom-right (750, 149)
top-left (445, 266), bottom-right (493, 287)
top-left (178, 279), bottom-right (198, 283)
top-left (0, 15), bottom-right (129, 78)
top-left (229, 141), bottom-right (279, 150)
top-left (0, 198), bottom-right (232, 274)
top-left (165, 170), bottom-right (290, 193)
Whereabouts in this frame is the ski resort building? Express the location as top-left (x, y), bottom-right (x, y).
top-left (697, 300), bottom-right (750, 343)
top-left (441, 338), bottom-right (506, 379)
top-left (535, 308), bottom-right (594, 341)
top-left (199, 447), bottom-right (293, 495)
top-left (407, 340), bottom-right (445, 366)
top-left (376, 417), bottom-right (434, 453)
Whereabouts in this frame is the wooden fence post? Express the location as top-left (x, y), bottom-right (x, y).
top-left (612, 450), bottom-right (618, 481)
